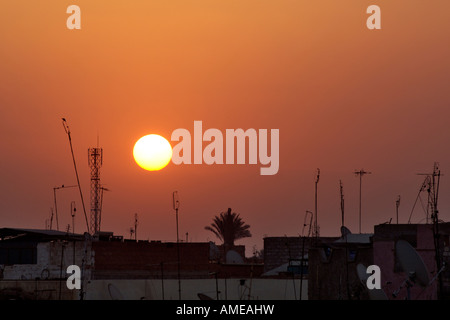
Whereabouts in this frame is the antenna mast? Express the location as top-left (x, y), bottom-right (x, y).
top-left (62, 118), bottom-right (90, 233)
top-left (88, 146), bottom-right (103, 236)
top-left (354, 169), bottom-right (372, 234)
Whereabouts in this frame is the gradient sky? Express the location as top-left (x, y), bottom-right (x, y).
top-left (1, 1), bottom-right (449, 255)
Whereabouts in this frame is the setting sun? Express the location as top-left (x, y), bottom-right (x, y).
top-left (133, 134), bottom-right (173, 171)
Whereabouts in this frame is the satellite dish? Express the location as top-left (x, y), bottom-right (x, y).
top-left (341, 226), bottom-right (352, 237)
top-left (356, 263), bottom-right (389, 300)
top-left (108, 283), bottom-right (124, 300)
top-left (357, 263), bottom-right (369, 283)
top-left (197, 293), bottom-right (214, 300)
top-left (226, 250), bottom-right (244, 264)
top-left (395, 240), bottom-right (430, 287)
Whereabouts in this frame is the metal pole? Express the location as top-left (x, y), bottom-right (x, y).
top-left (224, 276), bottom-right (227, 300)
top-left (176, 207), bottom-right (181, 300)
top-left (359, 173), bottom-right (362, 234)
top-left (300, 211), bottom-right (312, 300)
top-left (300, 234), bottom-right (306, 300)
top-left (62, 119), bottom-right (90, 233)
top-left (160, 262), bottom-right (165, 300)
top-left (71, 201), bottom-right (76, 235)
top-left (315, 182), bottom-right (318, 237)
top-left (53, 188), bottom-right (59, 231)
top-left (215, 272), bottom-right (219, 300)
top-left (396, 196), bottom-right (400, 224)
top-left (314, 169), bottom-right (320, 238)
top-left (59, 242), bottom-right (65, 300)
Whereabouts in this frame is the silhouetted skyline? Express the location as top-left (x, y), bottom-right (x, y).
top-left (1, 1), bottom-right (450, 254)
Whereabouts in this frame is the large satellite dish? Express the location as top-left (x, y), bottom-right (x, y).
top-left (226, 250), bottom-right (244, 264)
top-left (108, 283), bottom-right (124, 300)
top-left (356, 263), bottom-right (369, 283)
top-left (356, 263), bottom-right (389, 300)
top-left (395, 240), bottom-right (430, 287)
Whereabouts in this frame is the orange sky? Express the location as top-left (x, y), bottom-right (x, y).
top-left (1, 1), bottom-right (450, 255)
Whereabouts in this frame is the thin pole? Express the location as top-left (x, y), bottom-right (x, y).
top-left (215, 272), bottom-right (219, 300)
top-left (396, 196), bottom-right (400, 224)
top-left (300, 210), bottom-right (312, 300)
top-left (173, 191), bottom-right (181, 300)
top-left (431, 165), bottom-right (443, 299)
top-left (224, 276), bottom-right (228, 300)
top-left (359, 173), bottom-right (362, 233)
top-left (160, 262), bottom-right (165, 300)
top-left (340, 181), bottom-right (350, 299)
top-left (59, 243), bottom-right (65, 300)
top-left (53, 188), bottom-right (59, 231)
top-left (49, 208), bottom-right (54, 230)
top-left (340, 180), bottom-right (345, 227)
top-left (314, 169), bottom-right (320, 238)
top-left (176, 207), bottom-right (181, 300)
top-left (71, 201), bottom-right (76, 235)
top-left (135, 213), bottom-right (138, 242)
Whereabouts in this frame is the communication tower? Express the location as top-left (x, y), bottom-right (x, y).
top-left (88, 147), bottom-right (103, 236)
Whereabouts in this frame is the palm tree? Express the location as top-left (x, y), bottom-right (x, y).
top-left (205, 208), bottom-right (251, 250)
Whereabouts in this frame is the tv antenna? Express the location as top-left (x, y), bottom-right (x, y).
top-left (409, 163), bottom-right (442, 224)
top-left (392, 240), bottom-right (430, 299)
top-left (409, 162), bottom-right (444, 298)
top-left (354, 169), bottom-right (372, 233)
top-left (52, 184), bottom-right (77, 231)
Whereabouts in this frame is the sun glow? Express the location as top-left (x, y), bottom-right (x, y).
top-left (133, 134), bottom-right (173, 171)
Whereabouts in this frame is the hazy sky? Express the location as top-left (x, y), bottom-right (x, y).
top-left (1, 1), bottom-right (449, 255)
